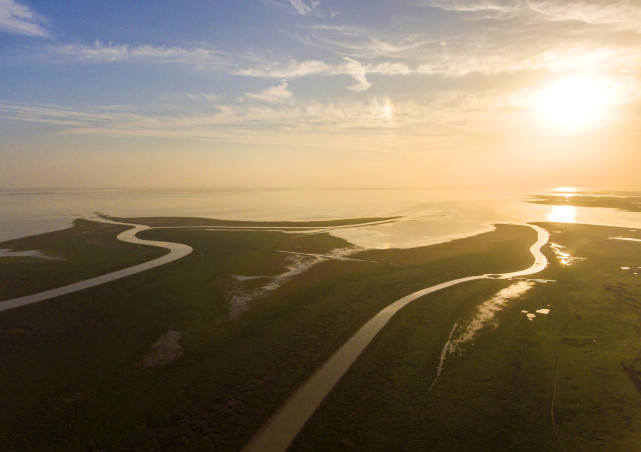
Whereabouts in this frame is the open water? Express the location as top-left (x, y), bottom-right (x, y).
top-left (1, 187), bottom-right (640, 248)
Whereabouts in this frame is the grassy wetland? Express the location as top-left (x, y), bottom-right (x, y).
top-left (1, 217), bottom-right (640, 450)
top-left (0, 219), bottom-right (167, 299)
top-left (292, 223), bottom-right (641, 451)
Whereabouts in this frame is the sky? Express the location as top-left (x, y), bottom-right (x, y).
top-left (1, 0), bottom-right (640, 190)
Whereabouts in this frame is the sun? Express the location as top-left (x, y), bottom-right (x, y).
top-left (536, 76), bottom-right (611, 130)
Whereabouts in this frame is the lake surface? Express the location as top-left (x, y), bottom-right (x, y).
top-left (1, 188), bottom-right (640, 248)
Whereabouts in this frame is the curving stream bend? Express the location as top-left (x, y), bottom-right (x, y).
top-left (243, 224), bottom-right (549, 452)
top-left (0, 220), bottom-right (550, 450)
top-left (0, 219), bottom-right (193, 313)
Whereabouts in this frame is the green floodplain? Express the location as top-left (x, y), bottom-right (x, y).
top-left (1, 216), bottom-right (641, 450)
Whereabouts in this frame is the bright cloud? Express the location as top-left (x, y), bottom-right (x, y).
top-left (237, 58), bottom-right (377, 91)
top-left (424, 0), bottom-right (641, 33)
top-left (422, 0), bottom-right (517, 14)
top-left (342, 57), bottom-right (371, 91)
top-left (289, 0), bottom-right (312, 16)
top-left (245, 81), bottom-right (294, 104)
top-left (0, 0), bottom-right (48, 37)
top-left (527, 0), bottom-right (641, 32)
top-left (236, 59), bottom-right (329, 78)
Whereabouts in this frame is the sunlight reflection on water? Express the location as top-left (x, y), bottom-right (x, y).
top-left (549, 242), bottom-right (584, 266)
top-left (2, 188), bottom-right (641, 247)
top-left (547, 205), bottom-right (576, 223)
top-left (428, 280), bottom-right (535, 392)
top-left (448, 280), bottom-right (535, 350)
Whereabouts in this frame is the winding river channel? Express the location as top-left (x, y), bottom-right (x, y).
top-left (0, 219), bottom-right (550, 451)
top-left (243, 224), bottom-right (549, 452)
top-left (0, 219), bottom-right (192, 313)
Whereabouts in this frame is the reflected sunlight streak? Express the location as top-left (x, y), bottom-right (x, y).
top-left (547, 205), bottom-right (577, 223)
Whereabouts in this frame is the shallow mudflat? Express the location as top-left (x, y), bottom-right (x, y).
top-left (108, 215), bottom-right (401, 228)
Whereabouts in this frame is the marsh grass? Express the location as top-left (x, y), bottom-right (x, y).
top-left (0, 219), bottom-right (167, 300)
top-left (292, 223), bottom-right (641, 451)
top-left (0, 222), bottom-right (557, 450)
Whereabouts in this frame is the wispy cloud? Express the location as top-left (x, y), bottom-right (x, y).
top-left (526, 0), bottom-right (641, 33)
top-left (416, 43), bottom-right (640, 76)
top-left (236, 59), bottom-right (329, 78)
top-left (0, 0), bottom-right (49, 37)
top-left (245, 81), bottom-right (294, 104)
top-left (235, 38), bottom-right (639, 90)
top-left (421, 0), bottom-right (518, 15)
top-left (239, 56), bottom-right (416, 91)
top-left (423, 0), bottom-right (641, 33)
top-left (2, 76), bottom-right (640, 154)
top-left (0, 103), bottom-right (121, 127)
top-left (289, 0), bottom-right (313, 16)
top-left (162, 92), bottom-right (222, 103)
top-left (237, 57), bottom-right (375, 91)
top-left (290, 24), bottom-right (437, 60)
top-left (342, 57), bottom-right (371, 91)
top-left (52, 41), bottom-right (230, 66)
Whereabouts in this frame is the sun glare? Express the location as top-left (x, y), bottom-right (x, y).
top-left (553, 186), bottom-right (577, 192)
top-left (553, 186), bottom-right (578, 197)
top-left (380, 99), bottom-right (394, 120)
top-left (537, 76), bottom-right (611, 130)
top-left (547, 205), bottom-right (577, 223)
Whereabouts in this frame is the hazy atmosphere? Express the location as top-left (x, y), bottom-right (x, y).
top-left (3, 2), bottom-right (641, 450)
top-left (2, 0), bottom-right (640, 189)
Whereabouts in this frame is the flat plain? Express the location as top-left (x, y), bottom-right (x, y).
top-left (1, 217), bottom-right (640, 450)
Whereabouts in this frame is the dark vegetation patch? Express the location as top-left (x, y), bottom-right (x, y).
top-left (292, 222), bottom-right (641, 451)
top-left (0, 221), bottom-right (537, 450)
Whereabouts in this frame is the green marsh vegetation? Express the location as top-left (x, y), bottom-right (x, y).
top-left (5, 218), bottom-right (640, 450)
top-left (0, 219), bottom-right (537, 450)
top-left (0, 220), bottom-right (167, 300)
top-left (292, 223), bottom-right (641, 451)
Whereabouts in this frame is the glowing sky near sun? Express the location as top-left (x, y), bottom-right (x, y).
top-left (0, 0), bottom-right (640, 189)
